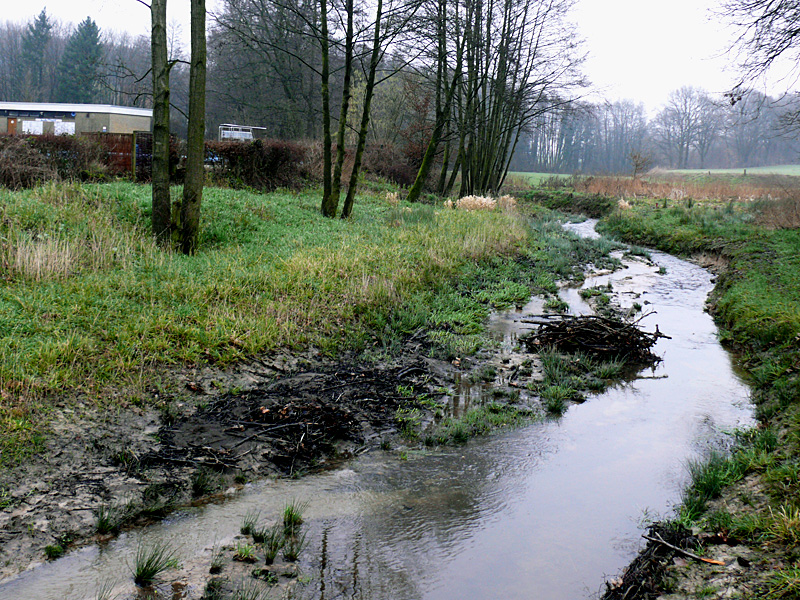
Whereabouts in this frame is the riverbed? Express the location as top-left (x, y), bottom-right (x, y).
top-left (0, 220), bottom-right (753, 600)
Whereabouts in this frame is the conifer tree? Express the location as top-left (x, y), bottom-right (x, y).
top-left (55, 17), bottom-right (102, 103)
top-left (20, 9), bottom-right (53, 101)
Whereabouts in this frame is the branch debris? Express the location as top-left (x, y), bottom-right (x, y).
top-left (523, 314), bottom-right (670, 363)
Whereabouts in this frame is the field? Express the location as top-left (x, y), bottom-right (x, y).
top-left (668, 164), bottom-right (800, 177)
top-left (0, 181), bottom-right (619, 468)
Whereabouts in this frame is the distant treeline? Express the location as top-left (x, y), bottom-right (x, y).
top-left (510, 88), bottom-right (800, 174)
top-left (2, 10), bottom-right (797, 179)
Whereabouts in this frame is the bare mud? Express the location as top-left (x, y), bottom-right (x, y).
top-left (0, 333), bottom-right (531, 582)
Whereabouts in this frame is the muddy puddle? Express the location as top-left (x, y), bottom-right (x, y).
top-left (0, 219), bottom-right (753, 600)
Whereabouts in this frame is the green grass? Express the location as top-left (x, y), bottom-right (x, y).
top-left (505, 171), bottom-right (572, 186)
top-left (0, 181), bottom-right (621, 468)
top-left (262, 522), bottom-right (284, 564)
top-left (424, 403), bottom-right (535, 446)
top-left (130, 539), bottom-right (180, 586)
top-left (240, 510), bottom-right (260, 536)
top-left (668, 165), bottom-right (800, 177)
top-left (283, 499), bottom-right (306, 536)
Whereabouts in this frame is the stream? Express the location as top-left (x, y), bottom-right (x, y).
top-left (0, 219), bottom-right (754, 600)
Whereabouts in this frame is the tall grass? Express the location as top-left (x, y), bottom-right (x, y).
top-left (573, 173), bottom-right (799, 203)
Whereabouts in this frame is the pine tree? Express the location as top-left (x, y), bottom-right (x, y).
top-left (20, 9), bottom-right (53, 101)
top-left (55, 17), bottom-right (102, 103)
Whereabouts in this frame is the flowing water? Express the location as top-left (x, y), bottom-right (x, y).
top-left (0, 220), bottom-right (753, 600)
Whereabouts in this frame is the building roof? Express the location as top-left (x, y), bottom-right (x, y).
top-left (0, 102), bottom-right (152, 118)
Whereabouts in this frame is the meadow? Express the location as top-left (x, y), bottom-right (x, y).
top-left (0, 180), bottom-right (614, 466)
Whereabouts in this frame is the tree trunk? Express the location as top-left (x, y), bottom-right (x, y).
top-left (319, 0), bottom-right (335, 217)
top-left (329, 0), bottom-right (354, 216)
top-left (341, 0), bottom-right (382, 219)
top-left (406, 0), bottom-right (460, 203)
top-left (151, 0), bottom-right (171, 244)
top-left (180, 0), bottom-right (207, 255)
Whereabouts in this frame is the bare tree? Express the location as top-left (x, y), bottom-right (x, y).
top-left (151, 0), bottom-right (173, 244)
top-left (433, 0), bottom-right (584, 197)
top-left (722, 0), bottom-right (800, 85)
top-left (692, 93), bottom-right (724, 169)
top-left (653, 87), bottom-right (704, 169)
top-left (180, 0), bottom-right (207, 254)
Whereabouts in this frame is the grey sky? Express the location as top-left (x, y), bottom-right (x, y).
top-left (0, 0), bottom-right (777, 111)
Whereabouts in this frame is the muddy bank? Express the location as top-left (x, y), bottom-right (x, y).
top-left (0, 332), bottom-right (536, 581)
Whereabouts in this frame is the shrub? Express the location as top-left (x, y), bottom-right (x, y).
top-left (0, 136), bottom-right (58, 188)
top-left (0, 134), bottom-right (107, 188)
top-left (206, 139), bottom-right (308, 191)
top-left (362, 141), bottom-right (418, 186)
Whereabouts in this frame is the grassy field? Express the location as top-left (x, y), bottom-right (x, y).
top-left (505, 171), bottom-right (572, 186)
top-left (668, 164), bottom-right (800, 177)
top-left (0, 181), bottom-right (618, 467)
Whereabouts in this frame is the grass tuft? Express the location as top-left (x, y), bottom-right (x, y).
top-left (129, 539), bottom-right (180, 586)
top-left (283, 499), bottom-right (307, 536)
top-left (262, 523), bottom-right (285, 564)
top-left (282, 529), bottom-right (307, 562)
top-left (240, 509), bottom-right (260, 536)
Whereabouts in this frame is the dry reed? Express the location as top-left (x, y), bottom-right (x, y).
top-left (575, 175), bottom-right (798, 204)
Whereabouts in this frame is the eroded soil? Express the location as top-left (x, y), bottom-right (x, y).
top-left (0, 337), bottom-right (474, 580)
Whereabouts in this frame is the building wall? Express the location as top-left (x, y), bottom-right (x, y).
top-left (108, 113), bottom-right (152, 134)
top-left (74, 113), bottom-right (111, 135)
top-left (2, 111), bottom-right (151, 136)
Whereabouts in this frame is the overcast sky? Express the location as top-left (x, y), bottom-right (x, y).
top-left (1, 0), bottom-right (772, 112)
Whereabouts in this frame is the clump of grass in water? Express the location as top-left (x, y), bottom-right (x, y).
top-left (595, 359), bottom-right (626, 380)
top-left (240, 509), bottom-right (260, 536)
top-left (541, 385), bottom-right (574, 415)
top-left (544, 296), bottom-right (569, 313)
top-left (209, 542), bottom-right (226, 574)
top-left (130, 539), bottom-right (180, 586)
top-left (424, 403), bottom-right (534, 446)
top-left (283, 530), bottom-right (307, 562)
top-left (233, 542), bottom-right (257, 563)
top-left (283, 499), bottom-right (307, 536)
top-left (230, 577), bottom-right (270, 600)
top-left (203, 577), bottom-right (225, 600)
top-left (93, 577), bottom-right (119, 600)
top-left (94, 502), bottom-right (128, 535)
top-left (263, 523), bottom-right (285, 564)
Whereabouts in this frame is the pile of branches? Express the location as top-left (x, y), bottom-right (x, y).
top-left (601, 522), bottom-right (700, 599)
top-left (524, 314), bottom-right (669, 363)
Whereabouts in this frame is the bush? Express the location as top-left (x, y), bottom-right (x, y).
top-left (522, 189), bottom-right (616, 218)
top-left (362, 141), bottom-right (418, 187)
top-left (206, 139), bottom-right (308, 191)
top-left (0, 137), bottom-right (58, 188)
top-left (0, 134), bottom-right (106, 188)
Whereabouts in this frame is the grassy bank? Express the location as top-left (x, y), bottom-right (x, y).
top-left (0, 181), bottom-right (614, 467)
top-left (598, 196), bottom-right (800, 597)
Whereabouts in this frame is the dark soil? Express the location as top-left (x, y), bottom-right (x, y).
top-left (0, 338), bottom-right (456, 580)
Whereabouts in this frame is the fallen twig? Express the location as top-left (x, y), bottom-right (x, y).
top-left (643, 533), bottom-right (726, 566)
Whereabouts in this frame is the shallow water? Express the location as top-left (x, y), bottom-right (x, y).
top-left (0, 220), bottom-right (753, 600)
